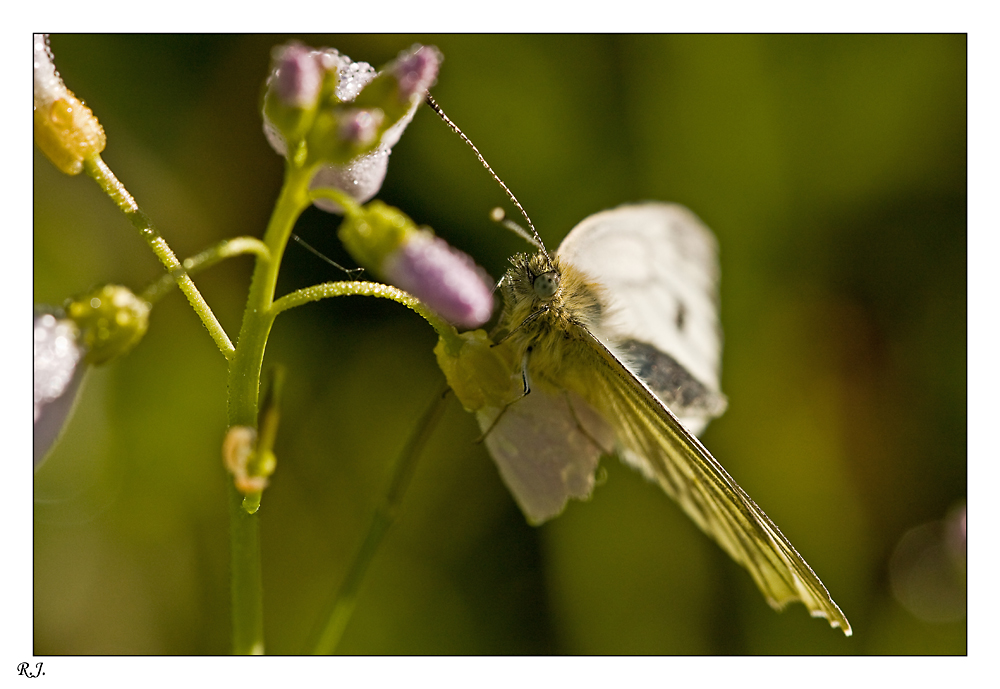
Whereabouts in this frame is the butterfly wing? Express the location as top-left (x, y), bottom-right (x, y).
top-left (435, 328), bottom-right (616, 525)
top-left (557, 203), bottom-right (726, 435)
top-left (446, 203), bottom-right (849, 632)
top-left (567, 325), bottom-right (851, 634)
top-left (476, 388), bottom-right (615, 525)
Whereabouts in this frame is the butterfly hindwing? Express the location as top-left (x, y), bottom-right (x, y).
top-left (476, 387), bottom-right (614, 525)
top-left (556, 203), bottom-right (725, 434)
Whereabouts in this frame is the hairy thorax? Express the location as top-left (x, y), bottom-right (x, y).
top-left (493, 251), bottom-right (606, 383)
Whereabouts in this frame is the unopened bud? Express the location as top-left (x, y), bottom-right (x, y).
top-left (262, 42), bottom-right (442, 211)
top-left (338, 201), bottom-right (494, 328)
top-left (392, 45), bottom-right (442, 102)
top-left (271, 43), bottom-right (323, 109)
top-left (383, 231), bottom-right (494, 329)
top-left (33, 34), bottom-right (106, 175)
top-left (337, 108), bottom-right (385, 146)
top-left (66, 284), bottom-right (150, 365)
top-left (223, 426), bottom-right (272, 495)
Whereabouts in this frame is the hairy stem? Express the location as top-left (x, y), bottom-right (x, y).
top-left (84, 154), bottom-right (235, 358)
top-left (224, 164), bottom-right (315, 654)
top-left (140, 237), bottom-right (270, 304)
top-left (271, 280), bottom-right (463, 351)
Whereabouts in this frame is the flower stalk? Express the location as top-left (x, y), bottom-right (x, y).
top-left (83, 155), bottom-right (235, 359)
top-left (223, 163), bottom-right (314, 654)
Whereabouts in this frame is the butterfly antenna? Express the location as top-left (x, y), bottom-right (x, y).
top-left (489, 207), bottom-right (538, 247)
top-left (425, 94), bottom-right (553, 268)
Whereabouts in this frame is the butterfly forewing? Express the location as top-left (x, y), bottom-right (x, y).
top-left (569, 324), bottom-right (851, 635)
top-left (557, 203), bottom-right (724, 411)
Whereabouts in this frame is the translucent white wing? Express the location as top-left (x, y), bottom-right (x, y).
top-left (476, 388), bottom-right (615, 525)
top-left (556, 203), bottom-right (725, 434)
top-left (572, 327), bottom-right (852, 634)
top-left (441, 203), bottom-right (850, 633)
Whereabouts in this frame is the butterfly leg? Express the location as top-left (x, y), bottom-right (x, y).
top-left (474, 346), bottom-right (534, 443)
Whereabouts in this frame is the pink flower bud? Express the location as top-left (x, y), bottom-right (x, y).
top-left (392, 45), bottom-right (442, 102)
top-left (337, 108), bottom-right (385, 146)
top-left (262, 42), bottom-right (442, 214)
top-left (270, 43), bottom-right (323, 109)
top-left (382, 232), bottom-right (494, 329)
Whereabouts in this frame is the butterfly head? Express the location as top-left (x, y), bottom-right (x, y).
top-left (502, 252), bottom-right (562, 306)
top-left (533, 269), bottom-right (560, 302)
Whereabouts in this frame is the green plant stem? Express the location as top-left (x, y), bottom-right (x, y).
top-left (84, 152), bottom-right (278, 653)
top-left (227, 165), bottom-right (312, 427)
top-left (140, 236), bottom-right (270, 304)
top-left (83, 154), bottom-right (235, 359)
top-left (272, 280), bottom-right (463, 351)
top-left (310, 384), bottom-right (453, 654)
top-left (228, 482), bottom-right (264, 655)
top-left (223, 163), bottom-right (315, 655)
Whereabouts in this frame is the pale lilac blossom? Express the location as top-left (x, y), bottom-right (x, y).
top-left (33, 34), bottom-right (67, 109)
top-left (392, 45), bottom-right (441, 101)
top-left (34, 311), bottom-right (85, 468)
top-left (382, 232), bottom-right (494, 329)
top-left (337, 108), bottom-right (384, 147)
top-left (269, 43), bottom-right (323, 109)
top-left (310, 149), bottom-right (390, 213)
top-left (262, 43), bottom-right (441, 214)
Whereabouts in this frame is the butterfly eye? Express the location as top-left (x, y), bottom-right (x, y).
top-left (533, 271), bottom-right (560, 301)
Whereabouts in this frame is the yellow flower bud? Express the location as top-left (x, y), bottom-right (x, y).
top-left (33, 34), bottom-right (106, 175)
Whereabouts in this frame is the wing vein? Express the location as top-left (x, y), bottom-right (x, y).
top-left (576, 326), bottom-right (851, 635)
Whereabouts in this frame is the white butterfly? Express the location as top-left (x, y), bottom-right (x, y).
top-left (437, 201), bottom-right (851, 635)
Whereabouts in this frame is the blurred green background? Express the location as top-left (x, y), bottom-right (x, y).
top-left (34, 35), bottom-right (966, 655)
